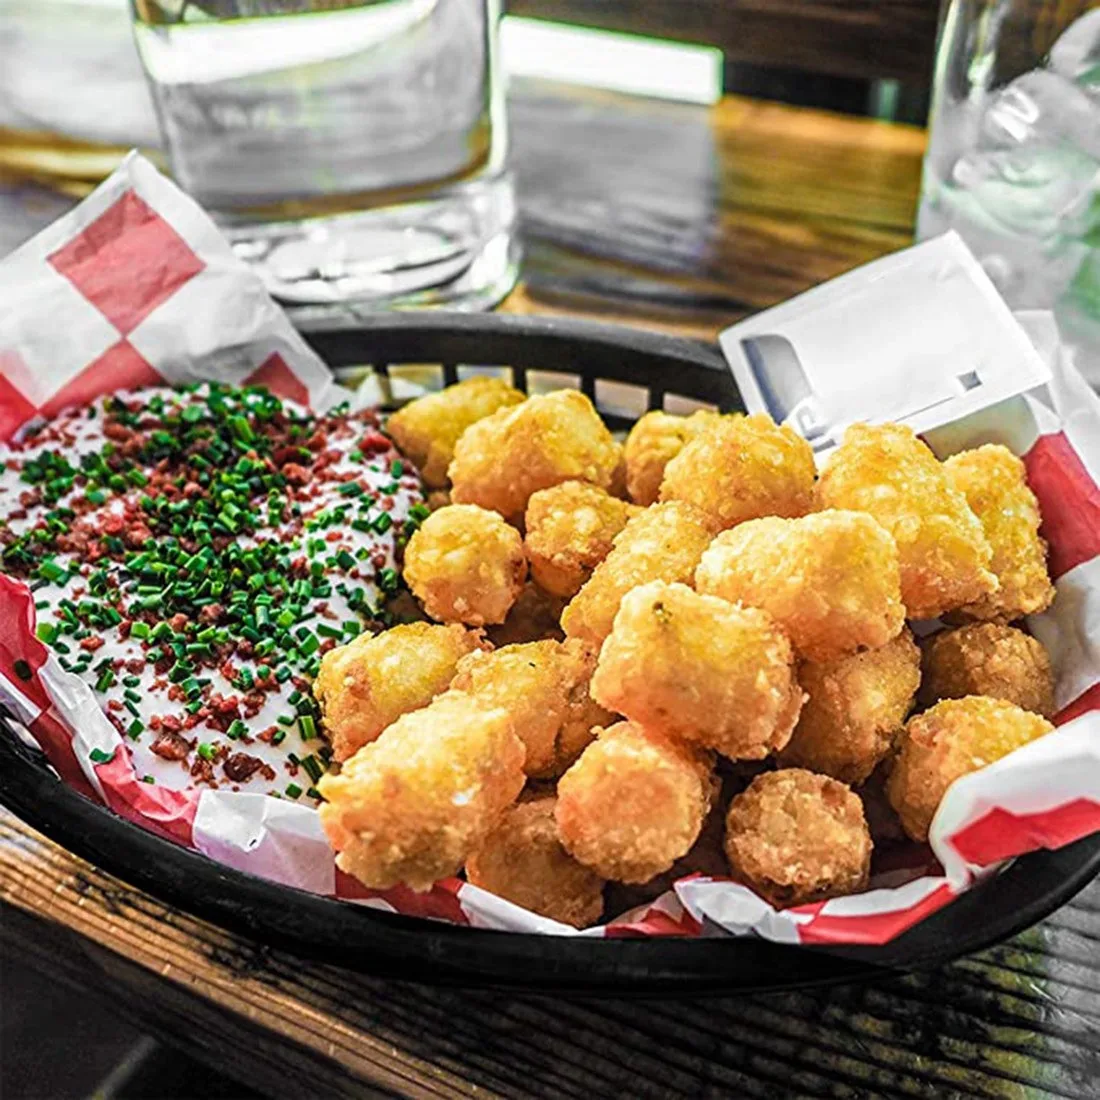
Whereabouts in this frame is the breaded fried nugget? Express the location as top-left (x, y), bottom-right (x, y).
top-left (815, 423), bottom-right (997, 620)
top-left (591, 581), bottom-right (802, 761)
top-left (724, 769), bottom-right (872, 909)
top-left (779, 629), bottom-right (921, 785)
top-left (386, 376), bottom-right (524, 488)
top-left (466, 796), bottom-right (605, 928)
top-left (556, 721), bottom-right (715, 883)
top-left (404, 504), bottom-right (526, 626)
top-left (524, 480), bottom-right (640, 599)
top-left (920, 623), bottom-right (1055, 718)
top-left (943, 444), bottom-right (1055, 621)
top-left (317, 691), bottom-right (526, 891)
top-left (561, 500), bottom-right (718, 648)
top-left (450, 638), bottom-right (612, 778)
top-left (486, 581), bottom-right (566, 647)
top-left (887, 696), bottom-right (1054, 841)
top-left (315, 622), bottom-right (487, 762)
top-left (623, 409), bottom-right (721, 506)
top-left (448, 390), bottom-right (621, 523)
top-left (695, 510), bottom-right (905, 663)
top-left (659, 413), bottom-right (815, 530)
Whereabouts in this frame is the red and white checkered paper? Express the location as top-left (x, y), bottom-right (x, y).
top-left (2, 163), bottom-right (1100, 943)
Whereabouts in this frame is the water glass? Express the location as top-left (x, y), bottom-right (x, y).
top-left (917, 1), bottom-right (1100, 382)
top-left (130, 0), bottom-right (517, 310)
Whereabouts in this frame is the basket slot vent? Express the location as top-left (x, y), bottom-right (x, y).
top-left (595, 379), bottom-right (649, 421)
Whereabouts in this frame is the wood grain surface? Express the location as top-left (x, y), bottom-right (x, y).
top-left (505, 1), bottom-right (941, 83)
top-left (3, 809), bottom-right (1099, 1099)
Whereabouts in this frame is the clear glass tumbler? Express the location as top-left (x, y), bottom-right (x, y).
top-left (130, 0), bottom-right (518, 310)
top-left (917, 1), bottom-right (1100, 381)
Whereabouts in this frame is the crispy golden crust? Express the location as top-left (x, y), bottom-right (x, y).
top-left (814, 423), bottom-right (997, 620)
top-left (486, 581), bottom-right (566, 647)
top-left (943, 444), bottom-right (1055, 621)
top-left (560, 500), bottom-right (719, 648)
top-left (386, 376), bottom-right (525, 488)
top-left (555, 721), bottom-right (715, 884)
top-left (694, 510), bottom-right (906, 663)
top-left (318, 691), bottom-right (526, 891)
top-left (724, 769), bottom-right (872, 909)
top-left (448, 390), bottom-right (621, 523)
top-left (404, 504), bottom-right (527, 626)
top-left (779, 629), bottom-right (921, 786)
top-left (887, 696), bottom-right (1054, 841)
top-left (659, 413), bottom-right (815, 530)
top-left (623, 410), bottom-right (722, 506)
top-left (315, 623), bottom-right (487, 763)
top-left (920, 623), bottom-right (1055, 718)
top-left (465, 796), bottom-right (605, 928)
top-left (591, 581), bottom-right (802, 761)
top-left (450, 638), bottom-right (613, 778)
top-left (524, 481), bottom-right (641, 599)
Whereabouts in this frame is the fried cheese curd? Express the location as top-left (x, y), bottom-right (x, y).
top-left (486, 581), bottom-right (566, 647)
top-left (315, 622), bottom-right (487, 762)
top-left (524, 480), bottom-right (640, 599)
top-left (659, 413), bottom-right (815, 530)
top-left (555, 721), bottom-right (715, 883)
top-left (465, 796), bottom-right (605, 928)
top-left (622, 409), bottom-right (722, 506)
top-left (385, 376), bottom-right (525, 489)
top-left (591, 581), bottom-right (802, 761)
top-left (449, 638), bottom-right (612, 778)
top-left (317, 690), bottom-right (526, 891)
top-left (887, 696), bottom-right (1054, 841)
top-left (920, 623), bottom-right (1055, 718)
top-left (448, 390), bottom-right (621, 523)
top-left (815, 423), bottom-right (997, 620)
top-left (779, 629), bottom-right (921, 785)
top-left (404, 503), bottom-right (527, 626)
top-left (943, 444), bottom-right (1055, 621)
top-left (560, 500), bottom-right (719, 648)
top-left (694, 510), bottom-right (905, 663)
top-left (724, 769), bottom-right (872, 909)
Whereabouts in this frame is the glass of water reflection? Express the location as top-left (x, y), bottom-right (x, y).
top-left (130, 0), bottom-right (517, 310)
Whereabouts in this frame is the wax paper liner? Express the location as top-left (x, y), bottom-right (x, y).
top-left (2, 160), bottom-right (1100, 940)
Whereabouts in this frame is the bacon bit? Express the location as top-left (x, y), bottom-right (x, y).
top-left (79, 636), bottom-right (105, 652)
top-left (107, 699), bottom-right (123, 712)
top-left (190, 757), bottom-right (215, 784)
top-left (223, 752), bottom-right (264, 783)
top-left (126, 523), bottom-right (152, 548)
top-left (198, 603), bottom-right (223, 624)
top-left (182, 481), bottom-right (204, 498)
top-left (235, 639), bottom-right (254, 659)
top-left (18, 489), bottom-right (41, 508)
top-left (101, 514), bottom-right (124, 536)
top-left (56, 530), bottom-right (92, 554)
top-left (372, 551), bottom-right (386, 569)
top-left (103, 421), bottom-right (133, 442)
top-left (169, 613), bottom-right (188, 633)
top-left (209, 693), bottom-right (240, 718)
top-left (125, 657), bottom-right (146, 674)
top-left (159, 714), bottom-right (183, 733)
top-left (325, 531), bottom-right (342, 543)
top-left (306, 429), bottom-right (329, 452)
top-left (148, 715), bottom-right (162, 732)
top-left (282, 463), bottom-right (311, 486)
top-left (360, 431), bottom-right (390, 454)
top-left (117, 619), bottom-right (132, 640)
top-left (151, 729), bottom-right (193, 761)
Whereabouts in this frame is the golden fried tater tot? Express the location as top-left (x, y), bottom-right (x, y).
top-left (815, 423), bottom-right (997, 620)
top-left (555, 721), bottom-right (715, 883)
top-left (920, 623), bottom-right (1055, 718)
top-left (695, 510), bottom-right (905, 663)
top-left (318, 690), bottom-right (526, 891)
top-left (486, 581), bottom-right (566, 647)
top-left (623, 410), bottom-right (721, 506)
top-left (315, 622), bottom-right (487, 762)
top-left (466, 796), bottom-right (605, 928)
top-left (887, 696), bottom-right (1054, 841)
top-left (659, 413), bottom-right (815, 530)
top-left (724, 769), bottom-right (872, 909)
top-left (448, 390), bottom-right (621, 523)
top-left (561, 500), bottom-right (718, 648)
top-left (524, 480), bottom-right (640, 599)
top-left (386, 376), bottom-right (524, 488)
top-left (591, 581), bottom-right (802, 761)
top-left (450, 638), bottom-right (612, 778)
top-left (943, 444), bottom-right (1055, 621)
top-left (779, 629), bottom-right (921, 785)
top-left (404, 503), bottom-right (527, 626)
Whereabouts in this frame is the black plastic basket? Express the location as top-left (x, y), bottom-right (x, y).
top-left (2, 312), bottom-right (1098, 995)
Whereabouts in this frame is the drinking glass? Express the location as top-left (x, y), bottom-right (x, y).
top-left (917, 1), bottom-right (1100, 382)
top-left (130, 0), bottom-right (518, 310)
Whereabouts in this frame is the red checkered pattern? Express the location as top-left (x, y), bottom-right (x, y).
top-left (0, 153), bottom-right (335, 440)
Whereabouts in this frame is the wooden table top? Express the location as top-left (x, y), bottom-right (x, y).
top-left (3, 84), bottom-right (1098, 1099)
